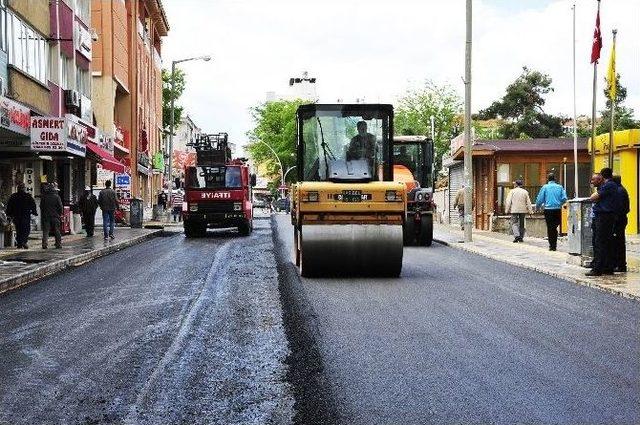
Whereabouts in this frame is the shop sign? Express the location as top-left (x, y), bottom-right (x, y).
top-left (30, 115), bottom-right (87, 157)
top-left (31, 117), bottom-right (65, 152)
top-left (115, 174), bottom-right (131, 188)
top-left (96, 164), bottom-right (112, 187)
top-left (138, 152), bottom-right (150, 168)
top-left (65, 115), bottom-right (88, 156)
top-left (97, 130), bottom-right (114, 154)
top-left (0, 96), bottom-right (31, 136)
top-left (24, 168), bottom-right (35, 196)
top-left (152, 152), bottom-right (164, 170)
top-left (75, 22), bottom-right (92, 59)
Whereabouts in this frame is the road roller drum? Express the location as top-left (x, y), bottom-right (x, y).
top-left (299, 224), bottom-right (403, 277)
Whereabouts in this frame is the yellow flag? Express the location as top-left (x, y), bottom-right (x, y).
top-left (607, 38), bottom-right (616, 101)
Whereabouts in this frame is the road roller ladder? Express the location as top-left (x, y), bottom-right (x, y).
top-left (290, 104), bottom-right (406, 277)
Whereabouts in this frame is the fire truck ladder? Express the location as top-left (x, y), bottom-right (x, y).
top-left (187, 132), bottom-right (231, 166)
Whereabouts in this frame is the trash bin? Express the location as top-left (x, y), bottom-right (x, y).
top-left (129, 198), bottom-right (143, 228)
top-left (567, 198), bottom-right (594, 265)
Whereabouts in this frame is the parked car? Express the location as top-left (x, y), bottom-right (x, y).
top-left (253, 197), bottom-right (267, 209)
top-left (273, 197), bottom-right (290, 212)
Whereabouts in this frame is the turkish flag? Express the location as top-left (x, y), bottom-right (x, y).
top-left (591, 9), bottom-right (602, 64)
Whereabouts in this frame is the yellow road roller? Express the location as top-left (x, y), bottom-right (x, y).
top-left (290, 104), bottom-right (406, 277)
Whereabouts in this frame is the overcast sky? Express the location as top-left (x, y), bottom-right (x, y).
top-left (162, 0), bottom-right (639, 147)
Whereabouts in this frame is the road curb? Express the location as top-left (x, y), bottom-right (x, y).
top-left (0, 230), bottom-right (162, 295)
top-left (433, 237), bottom-right (639, 302)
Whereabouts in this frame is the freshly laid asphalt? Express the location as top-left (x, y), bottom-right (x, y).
top-left (0, 218), bottom-right (293, 425)
top-left (1, 213), bottom-right (638, 425)
top-left (273, 215), bottom-right (640, 425)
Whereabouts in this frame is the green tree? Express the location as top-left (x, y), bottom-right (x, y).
top-left (246, 99), bottom-right (307, 186)
top-left (478, 67), bottom-right (564, 139)
top-left (596, 73), bottom-right (639, 134)
top-left (162, 68), bottom-right (186, 129)
top-left (394, 81), bottom-right (463, 171)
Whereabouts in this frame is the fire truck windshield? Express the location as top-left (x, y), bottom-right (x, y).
top-left (186, 166), bottom-right (242, 189)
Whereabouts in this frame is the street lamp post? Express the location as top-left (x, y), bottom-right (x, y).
top-left (283, 165), bottom-right (297, 182)
top-left (256, 139), bottom-right (285, 187)
top-left (168, 55), bottom-right (211, 187)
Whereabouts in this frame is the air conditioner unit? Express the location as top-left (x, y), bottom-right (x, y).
top-left (64, 89), bottom-right (80, 108)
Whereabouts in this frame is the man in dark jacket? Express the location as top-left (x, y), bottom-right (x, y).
top-left (586, 168), bottom-right (617, 276)
top-left (40, 182), bottom-right (63, 249)
top-left (79, 186), bottom-right (99, 237)
top-left (98, 180), bottom-right (118, 240)
top-left (6, 182), bottom-right (37, 249)
top-left (612, 175), bottom-right (630, 272)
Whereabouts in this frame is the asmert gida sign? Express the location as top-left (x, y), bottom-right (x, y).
top-left (31, 115), bottom-right (87, 157)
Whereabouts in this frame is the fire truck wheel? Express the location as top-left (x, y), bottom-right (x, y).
top-left (184, 221), bottom-right (198, 238)
top-left (418, 214), bottom-right (433, 246)
top-left (238, 220), bottom-right (251, 236)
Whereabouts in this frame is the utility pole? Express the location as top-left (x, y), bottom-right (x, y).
top-left (463, 0), bottom-right (473, 242)
top-left (572, 3), bottom-right (579, 197)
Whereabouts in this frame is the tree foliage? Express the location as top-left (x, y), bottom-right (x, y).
top-left (394, 81), bottom-right (463, 171)
top-left (478, 67), bottom-right (564, 139)
top-left (246, 99), bottom-right (307, 186)
top-left (597, 73), bottom-right (639, 134)
top-left (162, 68), bottom-right (186, 129)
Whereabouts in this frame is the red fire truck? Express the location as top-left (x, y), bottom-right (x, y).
top-left (182, 133), bottom-right (256, 237)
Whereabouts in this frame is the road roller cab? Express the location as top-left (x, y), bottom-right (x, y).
top-left (291, 104), bottom-right (406, 277)
top-left (393, 136), bottom-right (436, 246)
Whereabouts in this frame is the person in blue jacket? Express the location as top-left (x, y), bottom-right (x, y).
top-left (535, 173), bottom-right (568, 251)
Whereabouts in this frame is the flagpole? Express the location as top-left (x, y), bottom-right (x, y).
top-left (590, 0), bottom-right (601, 174)
top-left (608, 29), bottom-right (617, 169)
top-left (572, 3), bottom-right (579, 197)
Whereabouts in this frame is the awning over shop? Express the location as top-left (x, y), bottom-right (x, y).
top-left (86, 142), bottom-right (125, 173)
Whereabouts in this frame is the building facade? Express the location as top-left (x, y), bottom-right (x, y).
top-left (0, 0), bottom-right (110, 236)
top-left (591, 129), bottom-right (639, 234)
top-left (449, 136), bottom-right (591, 232)
top-left (91, 0), bottom-right (168, 210)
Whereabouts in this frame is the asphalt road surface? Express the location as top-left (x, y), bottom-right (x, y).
top-left (0, 218), bottom-right (293, 425)
top-left (274, 215), bottom-right (640, 425)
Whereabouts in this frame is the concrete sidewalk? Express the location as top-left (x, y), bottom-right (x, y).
top-left (0, 227), bottom-right (162, 294)
top-left (434, 224), bottom-right (640, 301)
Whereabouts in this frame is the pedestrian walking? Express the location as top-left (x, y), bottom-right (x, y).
top-left (98, 180), bottom-right (118, 241)
top-left (504, 180), bottom-right (533, 242)
top-left (157, 190), bottom-right (168, 211)
top-left (453, 185), bottom-right (466, 230)
top-left (586, 168), bottom-right (617, 276)
top-left (6, 182), bottom-right (37, 249)
top-left (79, 186), bottom-right (98, 237)
top-left (40, 182), bottom-right (63, 249)
top-left (171, 190), bottom-right (183, 222)
top-left (535, 173), bottom-right (568, 251)
top-left (612, 175), bottom-right (630, 272)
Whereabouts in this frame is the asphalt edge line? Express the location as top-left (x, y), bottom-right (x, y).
top-left (433, 237), bottom-right (639, 302)
top-left (0, 230), bottom-right (162, 296)
top-left (270, 215), bottom-right (340, 425)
